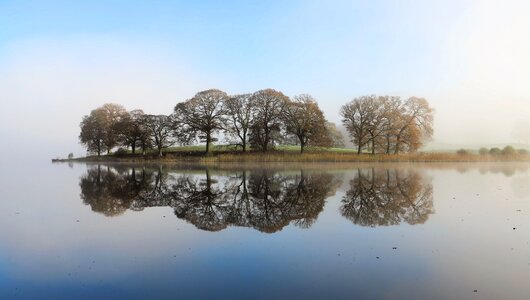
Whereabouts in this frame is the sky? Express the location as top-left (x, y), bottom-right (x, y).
top-left (1, 0), bottom-right (529, 160)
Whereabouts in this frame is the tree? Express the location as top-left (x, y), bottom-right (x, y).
top-left (174, 89), bottom-right (228, 153)
top-left (324, 122), bottom-right (345, 148)
top-left (365, 96), bottom-right (387, 154)
top-left (489, 147), bottom-right (501, 155)
top-left (340, 96), bottom-right (376, 154)
top-left (79, 110), bottom-right (106, 156)
top-left (502, 145), bottom-right (516, 156)
top-left (283, 94), bottom-right (330, 153)
top-left (377, 96), bottom-right (403, 154)
top-left (224, 93), bottom-right (254, 152)
top-left (393, 97), bottom-right (434, 153)
top-left (249, 89), bottom-right (289, 152)
top-left (340, 95), bottom-right (434, 154)
top-left (99, 103), bottom-right (129, 154)
top-left (144, 114), bottom-right (174, 156)
top-left (117, 109), bottom-right (151, 155)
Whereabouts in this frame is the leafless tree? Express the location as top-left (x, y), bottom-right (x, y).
top-left (249, 89), bottom-right (289, 152)
top-left (224, 93), bottom-right (254, 152)
top-left (283, 94), bottom-right (329, 153)
top-left (117, 109), bottom-right (151, 154)
top-left (144, 114), bottom-right (174, 156)
top-left (79, 103), bottom-right (128, 156)
top-left (341, 95), bottom-right (434, 154)
top-left (325, 122), bottom-right (345, 148)
top-left (340, 96), bottom-right (376, 154)
top-left (393, 97), bottom-right (434, 153)
top-left (79, 112), bottom-right (105, 156)
top-left (174, 89), bottom-right (228, 153)
top-left (99, 103), bottom-right (129, 154)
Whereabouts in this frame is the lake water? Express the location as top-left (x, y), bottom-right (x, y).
top-left (1, 162), bottom-right (530, 299)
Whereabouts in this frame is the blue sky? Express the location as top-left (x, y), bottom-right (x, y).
top-left (1, 0), bottom-right (529, 158)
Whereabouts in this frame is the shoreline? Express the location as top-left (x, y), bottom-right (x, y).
top-left (51, 151), bottom-right (530, 164)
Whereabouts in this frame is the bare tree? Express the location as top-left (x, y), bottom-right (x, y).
top-left (144, 114), bottom-right (174, 156)
top-left (393, 97), bottom-right (434, 153)
top-left (79, 112), bottom-right (105, 156)
top-left (79, 103), bottom-right (128, 156)
top-left (340, 96), bottom-right (375, 154)
top-left (365, 96), bottom-right (387, 154)
top-left (283, 94), bottom-right (329, 153)
top-left (174, 89), bottom-right (228, 153)
top-left (341, 95), bottom-right (434, 154)
top-left (99, 103), bottom-right (129, 154)
top-left (249, 89), bottom-right (289, 152)
top-left (224, 93), bottom-right (254, 152)
top-left (117, 109), bottom-right (152, 154)
top-left (325, 122), bottom-right (345, 148)
top-left (378, 96), bottom-right (403, 154)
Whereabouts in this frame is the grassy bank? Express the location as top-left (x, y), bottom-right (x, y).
top-left (210, 152), bottom-right (529, 163)
top-left (54, 147), bottom-right (530, 163)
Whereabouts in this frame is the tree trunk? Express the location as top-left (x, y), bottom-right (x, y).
top-left (158, 146), bottom-right (163, 157)
top-left (263, 128), bottom-right (269, 152)
top-left (242, 130), bottom-right (247, 152)
top-left (300, 137), bottom-right (305, 154)
top-left (394, 136), bottom-right (401, 154)
top-left (357, 144), bottom-right (362, 155)
top-left (371, 138), bottom-right (375, 155)
top-left (206, 131), bottom-right (211, 153)
top-left (132, 144), bottom-right (136, 154)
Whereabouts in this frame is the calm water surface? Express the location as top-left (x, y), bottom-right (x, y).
top-left (1, 162), bottom-right (530, 299)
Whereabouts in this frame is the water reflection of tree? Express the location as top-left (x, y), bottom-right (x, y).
top-left (79, 165), bottom-right (156, 216)
top-left (340, 168), bottom-right (433, 226)
top-left (79, 165), bottom-right (340, 233)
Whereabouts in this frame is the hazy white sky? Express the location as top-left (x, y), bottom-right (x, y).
top-left (1, 0), bottom-right (529, 159)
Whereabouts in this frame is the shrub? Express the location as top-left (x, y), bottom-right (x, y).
top-left (501, 145), bottom-right (516, 156)
top-left (114, 148), bottom-right (129, 157)
top-left (518, 149), bottom-right (529, 155)
top-left (489, 147), bottom-right (501, 155)
top-left (478, 147), bottom-right (488, 155)
top-left (456, 149), bottom-right (468, 155)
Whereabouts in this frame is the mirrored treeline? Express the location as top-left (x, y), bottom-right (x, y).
top-left (79, 164), bottom-right (436, 232)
